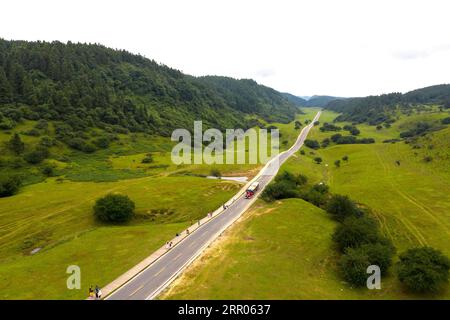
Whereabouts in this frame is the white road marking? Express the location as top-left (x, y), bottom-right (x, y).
top-left (129, 285), bottom-right (144, 297)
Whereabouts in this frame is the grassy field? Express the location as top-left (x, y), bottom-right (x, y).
top-left (162, 107), bottom-right (450, 299)
top-left (0, 175), bottom-right (240, 299)
top-left (0, 114), bottom-right (307, 299)
top-left (162, 199), bottom-right (437, 299)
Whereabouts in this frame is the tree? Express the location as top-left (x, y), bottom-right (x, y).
top-left (296, 174), bottom-right (308, 186)
top-left (331, 134), bottom-right (342, 143)
top-left (326, 194), bottom-right (360, 222)
top-left (339, 247), bottom-right (371, 286)
top-left (314, 157), bottom-right (322, 164)
top-left (349, 127), bottom-right (360, 136)
top-left (304, 139), bottom-right (320, 149)
top-left (275, 171), bottom-right (298, 185)
top-left (294, 121), bottom-right (302, 129)
top-left (359, 242), bottom-right (395, 274)
top-left (342, 155), bottom-right (349, 161)
top-left (261, 180), bottom-right (299, 202)
top-left (94, 136), bottom-right (110, 149)
top-left (334, 160), bottom-right (341, 167)
top-left (24, 147), bottom-right (49, 164)
top-left (301, 188), bottom-right (328, 206)
top-left (332, 216), bottom-right (381, 252)
top-left (397, 247), bottom-right (450, 293)
top-left (41, 165), bottom-right (55, 177)
top-left (0, 66), bottom-right (13, 104)
top-left (0, 175), bottom-right (22, 197)
top-left (9, 133), bottom-right (25, 155)
top-left (94, 194), bottom-right (135, 223)
top-left (321, 138), bottom-right (331, 148)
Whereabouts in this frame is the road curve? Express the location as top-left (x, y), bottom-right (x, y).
top-left (106, 111), bottom-right (321, 300)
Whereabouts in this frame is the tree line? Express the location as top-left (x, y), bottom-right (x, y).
top-left (0, 39), bottom-right (297, 139)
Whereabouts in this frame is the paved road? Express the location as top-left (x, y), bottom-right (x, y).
top-left (106, 111), bottom-right (321, 300)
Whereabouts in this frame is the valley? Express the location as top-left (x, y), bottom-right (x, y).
top-left (161, 107), bottom-right (450, 300)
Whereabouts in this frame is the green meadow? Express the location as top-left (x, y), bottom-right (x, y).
top-left (0, 175), bottom-right (240, 299)
top-left (162, 107), bottom-right (450, 299)
top-left (0, 114), bottom-right (307, 299)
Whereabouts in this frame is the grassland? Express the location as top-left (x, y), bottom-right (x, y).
top-left (162, 107), bottom-right (450, 299)
top-left (0, 114), bottom-right (305, 299)
top-left (0, 175), bottom-right (240, 299)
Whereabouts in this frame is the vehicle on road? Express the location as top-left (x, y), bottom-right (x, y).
top-left (245, 182), bottom-right (260, 199)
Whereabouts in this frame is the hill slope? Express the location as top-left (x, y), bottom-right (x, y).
top-left (0, 39), bottom-right (297, 138)
top-left (325, 84), bottom-right (450, 124)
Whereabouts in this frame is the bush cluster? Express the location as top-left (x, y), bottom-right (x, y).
top-left (326, 194), bottom-right (395, 286)
top-left (0, 175), bottom-right (22, 197)
top-left (93, 193), bottom-right (135, 223)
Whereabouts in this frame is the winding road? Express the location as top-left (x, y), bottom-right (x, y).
top-left (106, 110), bottom-right (321, 300)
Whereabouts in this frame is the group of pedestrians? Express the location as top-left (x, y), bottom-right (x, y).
top-left (88, 285), bottom-right (102, 300)
top-left (164, 209), bottom-right (221, 252)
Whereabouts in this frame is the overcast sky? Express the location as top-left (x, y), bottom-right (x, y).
top-left (1, 0), bottom-right (449, 97)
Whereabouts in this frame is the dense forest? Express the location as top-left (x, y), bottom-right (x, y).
top-left (0, 39), bottom-right (298, 139)
top-left (281, 92), bottom-right (307, 106)
top-left (325, 84), bottom-right (450, 124)
top-left (281, 93), bottom-right (346, 108)
top-left (303, 95), bottom-right (345, 107)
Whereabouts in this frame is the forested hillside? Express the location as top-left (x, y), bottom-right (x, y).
top-left (303, 95), bottom-right (345, 107)
top-left (281, 92), bottom-right (307, 106)
top-left (325, 84), bottom-right (450, 124)
top-left (0, 39), bottom-right (297, 138)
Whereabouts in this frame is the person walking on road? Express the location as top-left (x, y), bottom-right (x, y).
top-left (95, 285), bottom-right (102, 299)
top-left (88, 285), bottom-right (94, 299)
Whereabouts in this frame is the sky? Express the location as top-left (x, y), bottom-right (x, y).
top-left (1, 0), bottom-right (450, 97)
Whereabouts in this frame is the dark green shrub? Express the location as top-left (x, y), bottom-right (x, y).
top-left (261, 180), bottom-right (299, 202)
top-left (397, 247), bottom-right (450, 293)
top-left (24, 147), bottom-right (49, 164)
top-left (332, 216), bottom-right (380, 252)
top-left (296, 174), bottom-right (308, 186)
top-left (141, 153), bottom-right (154, 164)
top-left (93, 136), bottom-right (110, 149)
top-left (83, 143), bottom-right (96, 153)
top-left (41, 165), bottom-right (55, 177)
top-left (339, 247), bottom-right (371, 287)
top-left (94, 194), bottom-right (135, 223)
top-left (359, 241), bottom-right (395, 274)
top-left (312, 183), bottom-right (329, 194)
top-left (8, 133), bottom-right (24, 154)
top-left (326, 194), bottom-right (361, 222)
top-left (304, 139), bottom-right (320, 149)
top-left (301, 188), bottom-right (328, 206)
top-left (39, 136), bottom-right (54, 148)
top-left (0, 175), bottom-right (22, 197)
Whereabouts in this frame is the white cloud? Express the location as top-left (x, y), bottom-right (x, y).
top-left (1, 0), bottom-right (449, 96)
